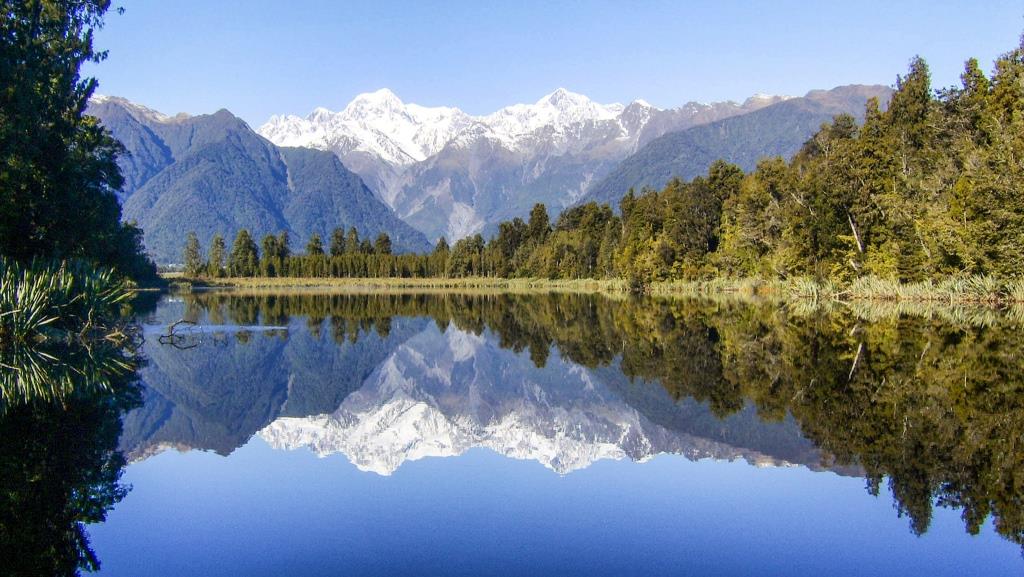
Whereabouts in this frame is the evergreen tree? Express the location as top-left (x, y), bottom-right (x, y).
top-left (431, 237), bottom-right (450, 277)
top-left (330, 227), bottom-right (346, 257)
top-left (261, 234), bottom-right (280, 276)
top-left (0, 1), bottom-right (155, 281)
top-left (374, 233), bottom-right (392, 255)
top-left (345, 227), bottom-right (360, 254)
top-left (306, 233), bottom-right (324, 256)
top-left (208, 234), bottom-right (226, 278)
top-left (527, 203), bottom-right (550, 244)
top-left (183, 232), bottom-right (203, 277)
top-left (227, 229), bottom-right (259, 277)
top-left (277, 232), bottom-right (291, 259)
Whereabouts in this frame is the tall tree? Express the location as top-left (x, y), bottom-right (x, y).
top-left (207, 234), bottom-right (226, 278)
top-left (227, 229), bottom-right (259, 277)
top-left (329, 227), bottom-right (346, 257)
top-left (374, 232), bottom-right (392, 255)
top-left (0, 1), bottom-right (155, 281)
top-left (345, 227), bottom-right (360, 254)
top-left (182, 232), bottom-right (203, 277)
top-left (306, 233), bottom-right (324, 256)
top-left (527, 203), bottom-right (550, 244)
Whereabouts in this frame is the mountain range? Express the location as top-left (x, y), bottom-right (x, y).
top-left (258, 88), bottom-right (792, 241)
top-left (91, 84), bottom-right (891, 261)
top-left (88, 96), bottom-right (431, 263)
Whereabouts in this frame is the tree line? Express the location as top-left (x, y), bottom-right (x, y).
top-left (185, 41), bottom-right (1024, 288)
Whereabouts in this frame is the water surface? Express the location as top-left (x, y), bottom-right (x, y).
top-left (6, 291), bottom-right (1023, 575)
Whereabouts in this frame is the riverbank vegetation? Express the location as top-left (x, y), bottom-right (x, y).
top-left (182, 40), bottom-right (1024, 302)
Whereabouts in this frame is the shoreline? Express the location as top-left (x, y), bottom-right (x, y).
top-left (163, 274), bottom-right (1024, 305)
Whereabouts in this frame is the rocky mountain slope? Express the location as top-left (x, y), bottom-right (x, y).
top-left (88, 96), bottom-right (431, 263)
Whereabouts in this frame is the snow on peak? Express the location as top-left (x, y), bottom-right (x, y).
top-left (88, 94), bottom-right (175, 123)
top-left (537, 87), bottom-right (591, 109)
top-left (742, 93), bottom-right (793, 108)
top-left (343, 88), bottom-right (406, 117)
top-left (258, 89), bottom-right (475, 166)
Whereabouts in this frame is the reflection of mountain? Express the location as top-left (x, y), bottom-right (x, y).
top-left (258, 324), bottom-right (836, 475)
top-left (118, 317), bottom-right (428, 460)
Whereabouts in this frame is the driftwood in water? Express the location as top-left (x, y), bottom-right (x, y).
top-left (158, 319), bottom-right (198, 349)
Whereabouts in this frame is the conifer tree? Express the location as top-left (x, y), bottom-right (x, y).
top-left (374, 233), bottom-right (392, 255)
top-left (306, 233), bottom-right (324, 256)
top-left (345, 227), bottom-right (360, 254)
top-left (227, 229), bottom-right (259, 277)
top-left (183, 232), bottom-right (203, 277)
top-left (330, 227), bottom-right (346, 256)
top-left (208, 234), bottom-right (226, 278)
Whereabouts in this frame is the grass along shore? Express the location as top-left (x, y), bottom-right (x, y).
top-left (164, 273), bottom-right (1024, 304)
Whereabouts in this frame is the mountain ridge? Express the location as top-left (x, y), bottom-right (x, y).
top-left (258, 88), bottom-right (790, 240)
top-left (582, 84), bottom-right (893, 207)
top-left (88, 97), bottom-right (432, 263)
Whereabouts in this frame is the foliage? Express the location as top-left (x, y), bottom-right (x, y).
top-left (0, 343), bottom-right (140, 575)
top-left (0, 258), bottom-right (132, 347)
top-left (0, 0), bottom-right (156, 283)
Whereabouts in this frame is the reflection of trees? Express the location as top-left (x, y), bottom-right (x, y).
top-left (180, 291), bottom-right (1024, 548)
top-left (0, 341), bottom-right (141, 575)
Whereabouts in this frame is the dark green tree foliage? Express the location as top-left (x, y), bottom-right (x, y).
top-left (306, 233), bottom-right (324, 256)
top-left (260, 234), bottom-right (281, 277)
top-left (527, 203), bottom-right (550, 244)
top-left (0, 0), bottom-right (156, 281)
top-left (182, 232), bottom-right (203, 277)
top-left (374, 233), bottom-right (392, 255)
top-left (207, 233), bottom-right (226, 278)
top-left (227, 229), bottom-right (259, 277)
top-left (329, 227), bottom-right (346, 257)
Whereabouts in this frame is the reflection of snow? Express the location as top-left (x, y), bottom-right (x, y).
top-left (259, 326), bottom-right (795, 476)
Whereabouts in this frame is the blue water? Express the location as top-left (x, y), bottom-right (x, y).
top-left (78, 292), bottom-right (1024, 576)
top-left (90, 439), bottom-right (1019, 577)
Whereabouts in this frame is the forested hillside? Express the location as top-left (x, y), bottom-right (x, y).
top-left (88, 98), bottom-right (431, 263)
top-left (583, 85), bottom-right (892, 208)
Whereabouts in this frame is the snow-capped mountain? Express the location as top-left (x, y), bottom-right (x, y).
top-left (263, 89), bottom-right (475, 168)
top-left (259, 89), bottom-right (787, 241)
top-left (258, 324), bottom-right (816, 476)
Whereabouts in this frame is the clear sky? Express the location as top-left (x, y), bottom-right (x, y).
top-left (86, 0), bottom-right (1024, 126)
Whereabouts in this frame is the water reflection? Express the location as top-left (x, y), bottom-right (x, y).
top-left (123, 290), bottom-right (1024, 551)
top-left (0, 331), bottom-right (142, 575)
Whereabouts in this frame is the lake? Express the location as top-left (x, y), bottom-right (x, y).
top-left (4, 290), bottom-right (1023, 576)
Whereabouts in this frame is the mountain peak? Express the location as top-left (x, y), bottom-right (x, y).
top-left (537, 87), bottom-right (593, 109)
top-left (88, 94), bottom-right (176, 123)
top-left (345, 88), bottom-right (405, 114)
top-left (742, 93), bottom-right (791, 108)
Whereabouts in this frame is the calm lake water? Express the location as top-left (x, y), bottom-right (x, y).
top-left (6, 291), bottom-right (1024, 576)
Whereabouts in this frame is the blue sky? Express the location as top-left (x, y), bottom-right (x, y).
top-left (87, 1), bottom-right (1024, 125)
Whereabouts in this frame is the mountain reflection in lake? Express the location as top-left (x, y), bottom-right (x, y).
top-left (16, 290), bottom-right (1024, 575)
